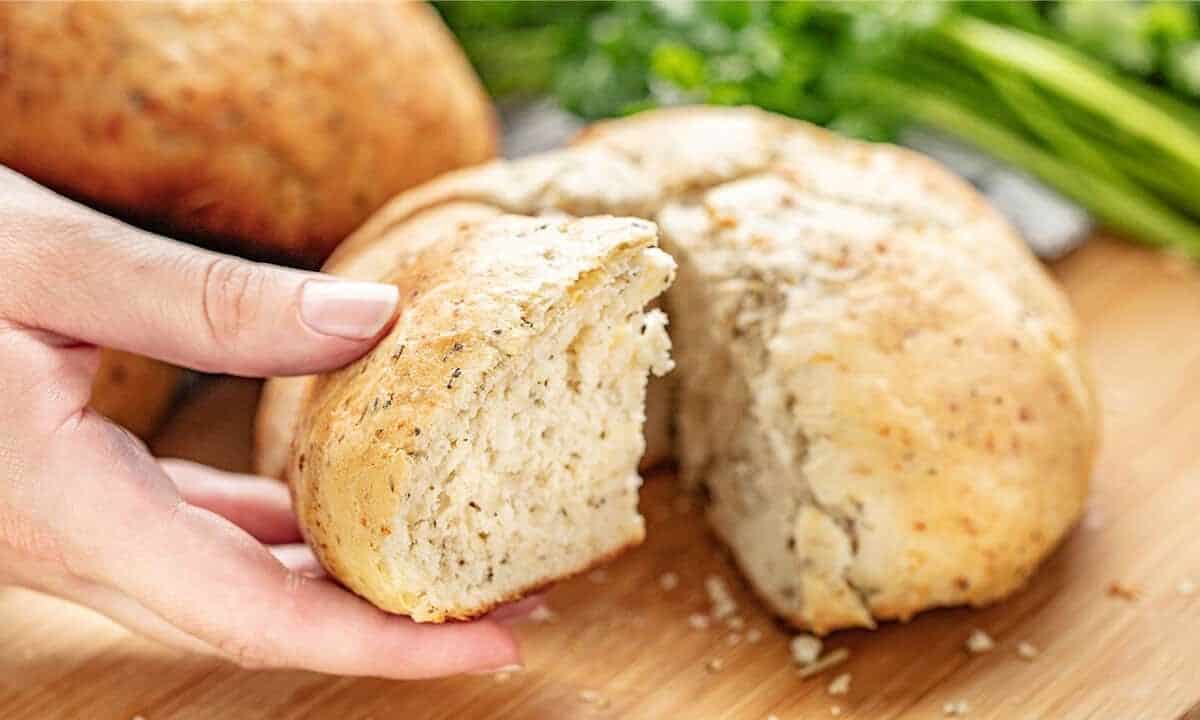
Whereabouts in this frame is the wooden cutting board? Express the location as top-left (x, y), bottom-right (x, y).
top-left (2, 237), bottom-right (1199, 720)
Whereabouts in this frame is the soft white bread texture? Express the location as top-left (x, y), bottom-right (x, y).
top-left (257, 106), bottom-right (1096, 631)
top-left (259, 210), bottom-right (674, 621)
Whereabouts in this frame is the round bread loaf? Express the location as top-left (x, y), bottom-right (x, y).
top-left (256, 106), bottom-right (1096, 631)
top-left (91, 349), bottom-right (181, 440)
top-left (0, 1), bottom-right (496, 264)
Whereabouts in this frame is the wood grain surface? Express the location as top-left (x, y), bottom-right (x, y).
top-left (2, 237), bottom-right (1199, 720)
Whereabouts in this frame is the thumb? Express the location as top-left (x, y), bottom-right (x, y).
top-left (0, 168), bottom-right (397, 376)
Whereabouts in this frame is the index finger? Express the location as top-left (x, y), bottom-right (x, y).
top-left (0, 168), bottom-right (398, 377)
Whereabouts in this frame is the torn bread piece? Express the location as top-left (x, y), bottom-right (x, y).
top-left (263, 212), bottom-right (673, 621)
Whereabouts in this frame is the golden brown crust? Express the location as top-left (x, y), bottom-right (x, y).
top-left (90, 349), bottom-right (181, 440)
top-left (0, 1), bottom-right (497, 264)
top-left (275, 202), bottom-right (508, 616)
top-left (253, 200), bottom-right (508, 482)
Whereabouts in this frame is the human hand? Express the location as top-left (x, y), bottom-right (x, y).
top-left (0, 167), bottom-right (529, 679)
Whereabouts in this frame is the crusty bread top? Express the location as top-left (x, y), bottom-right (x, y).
top-left (0, 1), bottom-right (497, 263)
top-left (330, 106), bottom-right (1077, 330)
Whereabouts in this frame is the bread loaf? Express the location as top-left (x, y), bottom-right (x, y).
top-left (0, 1), bottom-right (496, 264)
top-left (91, 349), bottom-right (181, 440)
top-left (257, 107), bottom-right (1096, 631)
top-left (581, 110), bottom-right (1096, 631)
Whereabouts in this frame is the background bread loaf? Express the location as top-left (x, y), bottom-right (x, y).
top-left (91, 349), bottom-right (181, 440)
top-left (0, 1), bottom-right (497, 264)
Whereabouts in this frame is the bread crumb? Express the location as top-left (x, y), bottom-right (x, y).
top-left (688, 613), bottom-right (711, 630)
top-left (798, 648), bottom-right (850, 679)
top-left (746, 628), bottom-right (763, 644)
top-left (529, 605), bottom-right (557, 623)
top-left (1016, 642), bottom-right (1039, 661)
top-left (705, 575), bottom-right (738, 619)
top-left (965, 629), bottom-right (994, 653)
top-left (1177, 579), bottom-right (1197, 596)
top-left (1108, 581), bottom-right (1139, 601)
top-left (790, 633), bottom-right (823, 666)
top-left (943, 699), bottom-right (970, 716)
top-left (727, 615), bottom-right (745, 630)
top-left (726, 632), bottom-right (742, 646)
top-left (827, 672), bottom-right (851, 696)
top-left (830, 705), bottom-right (843, 716)
top-left (659, 572), bottom-right (680, 591)
top-left (579, 689), bottom-right (609, 708)
top-left (705, 657), bottom-right (725, 673)
top-left (588, 569), bottom-right (608, 584)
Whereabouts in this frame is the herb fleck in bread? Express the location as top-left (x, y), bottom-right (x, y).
top-left (257, 107), bottom-right (1096, 631)
top-left (262, 210), bottom-right (674, 621)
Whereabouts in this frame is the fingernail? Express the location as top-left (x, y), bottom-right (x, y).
top-left (300, 280), bottom-right (398, 340)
